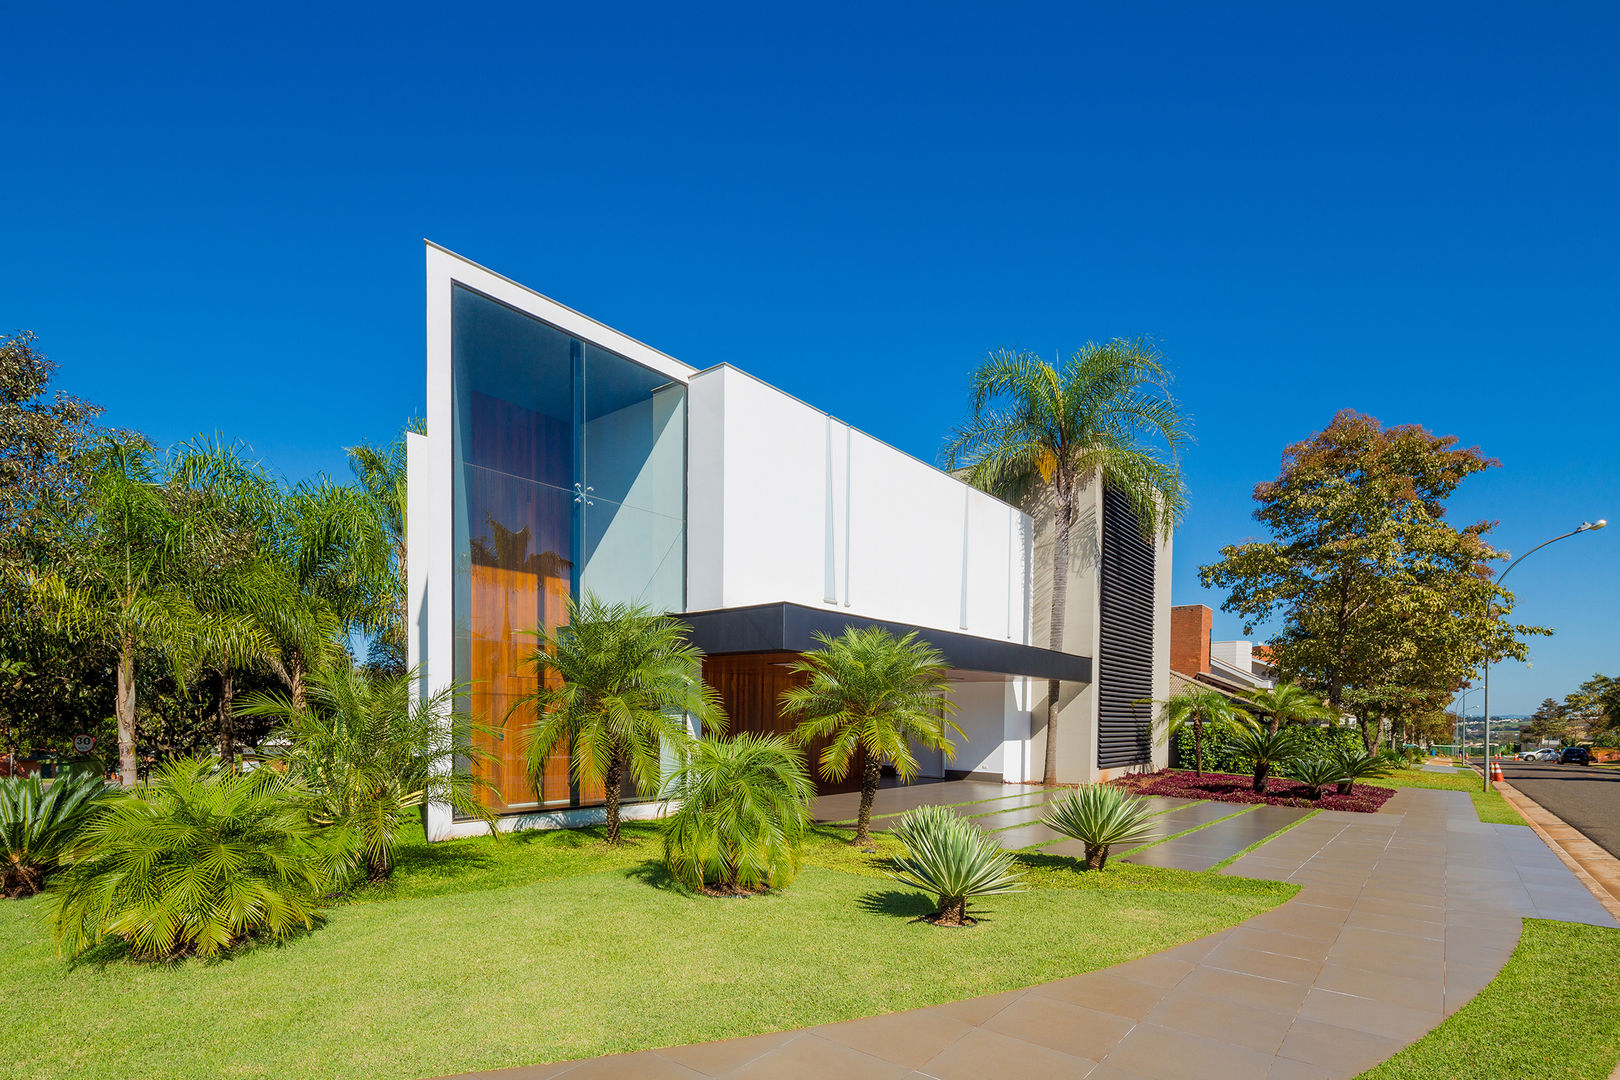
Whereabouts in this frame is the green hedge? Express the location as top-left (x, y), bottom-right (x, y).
top-left (1172, 723), bottom-right (1363, 773)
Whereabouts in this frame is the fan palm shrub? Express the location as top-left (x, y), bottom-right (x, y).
top-left (1150, 686), bottom-right (1249, 776)
top-left (1286, 756), bottom-right (1347, 801)
top-left (661, 734), bottom-right (812, 894)
top-left (888, 806), bottom-right (1023, 925)
top-left (943, 342), bottom-right (1188, 786)
top-left (1326, 744), bottom-right (1393, 796)
top-left (517, 593), bottom-right (722, 844)
top-left (242, 664), bottom-right (496, 882)
top-left (1223, 722), bottom-right (1305, 794)
top-left (1041, 784), bottom-right (1158, 870)
top-left (781, 626), bottom-right (959, 846)
top-left (46, 758), bottom-right (334, 959)
top-left (1, 772), bottom-right (110, 897)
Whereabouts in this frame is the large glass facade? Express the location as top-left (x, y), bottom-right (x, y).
top-left (451, 285), bottom-right (686, 813)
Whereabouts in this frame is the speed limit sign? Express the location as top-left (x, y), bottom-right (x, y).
top-left (72, 734), bottom-right (96, 755)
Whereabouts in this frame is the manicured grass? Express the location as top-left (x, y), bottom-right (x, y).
top-left (2, 821), bottom-right (1294, 1080)
top-left (1356, 918), bottom-right (1620, 1079)
top-left (1369, 768), bottom-right (1524, 826)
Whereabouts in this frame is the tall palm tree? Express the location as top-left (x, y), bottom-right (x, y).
top-left (514, 593), bottom-right (722, 844)
top-left (242, 664), bottom-right (495, 881)
top-left (1151, 685), bottom-right (1249, 777)
top-left (1248, 680), bottom-right (1336, 735)
top-left (943, 342), bottom-right (1188, 786)
top-left (779, 626), bottom-right (959, 846)
top-left (35, 436), bottom-right (271, 784)
top-left (347, 420), bottom-right (421, 662)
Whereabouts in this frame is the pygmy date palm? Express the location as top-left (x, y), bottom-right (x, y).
top-left (780, 626), bottom-right (959, 847)
top-left (1247, 680), bottom-right (1335, 735)
top-left (516, 593), bottom-right (722, 844)
top-left (944, 341), bottom-right (1188, 786)
top-left (1151, 686), bottom-right (1249, 776)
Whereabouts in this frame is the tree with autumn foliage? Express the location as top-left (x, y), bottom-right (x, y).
top-left (1200, 411), bottom-right (1548, 751)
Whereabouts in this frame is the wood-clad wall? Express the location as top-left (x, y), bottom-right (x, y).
top-left (701, 652), bottom-right (867, 795)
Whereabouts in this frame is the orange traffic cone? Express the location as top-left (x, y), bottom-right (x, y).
top-left (1490, 761), bottom-right (1504, 784)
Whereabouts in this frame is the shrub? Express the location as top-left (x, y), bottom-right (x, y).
top-left (1222, 724), bottom-right (1305, 794)
top-left (662, 734), bottom-right (812, 894)
top-left (1285, 756), bottom-right (1347, 801)
top-left (242, 666), bottom-right (496, 882)
top-left (1, 772), bottom-right (110, 898)
top-left (1041, 785), bottom-right (1157, 870)
top-left (1174, 722), bottom-right (1360, 774)
top-left (1327, 745), bottom-right (1392, 795)
top-left (46, 758), bottom-right (336, 960)
top-left (888, 806), bottom-right (1023, 925)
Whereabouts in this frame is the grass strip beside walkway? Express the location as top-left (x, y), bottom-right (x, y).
top-left (1355, 918), bottom-right (1620, 1079)
top-left (1211, 808), bottom-right (1323, 872)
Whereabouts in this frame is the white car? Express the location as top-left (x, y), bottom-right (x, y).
top-left (1531, 748), bottom-right (1561, 761)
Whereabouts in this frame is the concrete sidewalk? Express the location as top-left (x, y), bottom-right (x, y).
top-left (454, 788), bottom-right (1616, 1080)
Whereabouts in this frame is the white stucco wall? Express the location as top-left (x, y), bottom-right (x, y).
top-left (685, 365), bottom-right (1032, 644)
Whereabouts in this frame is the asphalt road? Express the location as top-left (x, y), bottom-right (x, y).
top-left (1497, 760), bottom-right (1620, 860)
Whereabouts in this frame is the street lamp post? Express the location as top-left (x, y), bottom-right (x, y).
top-left (1480, 519), bottom-right (1606, 791)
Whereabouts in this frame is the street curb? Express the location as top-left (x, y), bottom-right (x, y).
top-left (1495, 780), bottom-right (1620, 923)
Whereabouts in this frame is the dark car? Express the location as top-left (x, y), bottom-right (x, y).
top-left (1559, 747), bottom-right (1592, 765)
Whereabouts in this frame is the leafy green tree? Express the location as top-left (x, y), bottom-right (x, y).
top-left (1200, 411), bottom-right (1548, 751)
top-left (661, 733), bottom-right (812, 894)
top-left (0, 332), bottom-right (106, 771)
top-left (47, 758), bottom-right (335, 959)
top-left (243, 665), bottom-right (495, 881)
top-left (516, 594), bottom-right (721, 844)
top-left (1151, 686), bottom-right (1249, 776)
top-left (780, 626), bottom-right (959, 846)
top-left (1247, 680), bottom-right (1334, 735)
top-left (943, 341), bottom-right (1188, 786)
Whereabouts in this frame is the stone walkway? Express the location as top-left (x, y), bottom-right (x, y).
top-left (452, 788), bottom-right (1617, 1080)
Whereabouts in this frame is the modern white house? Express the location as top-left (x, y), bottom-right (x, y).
top-left (408, 243), bottom-right (1171, 839)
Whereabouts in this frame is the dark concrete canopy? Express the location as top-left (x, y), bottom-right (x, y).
top-left (677, 601), bottom-right (1092, 684)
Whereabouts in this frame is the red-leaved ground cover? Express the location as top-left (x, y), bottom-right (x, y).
top-left (1114, 769), bottom-right (1398, 813)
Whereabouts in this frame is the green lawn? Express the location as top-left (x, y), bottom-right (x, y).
top-left (1357, 918), bottom-right (1620, 1079)
top-left (2, 822), bottom-right (1294, 1080)
top-left (1370, 768), bottom-right (1524, 826)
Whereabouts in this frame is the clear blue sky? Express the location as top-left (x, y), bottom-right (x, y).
top-left (5, 2), bottom-right (1616, 715)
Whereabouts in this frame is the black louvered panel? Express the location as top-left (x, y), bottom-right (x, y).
top-left (1097, 486), bottom-right (1156, 768)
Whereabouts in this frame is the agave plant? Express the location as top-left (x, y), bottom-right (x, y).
top-left (1223, 722), bottom-right (1305, 794)
top-left (46, 758), bottom-right (338, 960)
top-left (1326, 745), bottom-right (1393, 796)
top-left (888, 806), bottom-right (1023, 925)
top-left (1041, 785), bottom-right (1158, 870)
top-left (1285, 756), bottom-right (1347, 801)
top-left (662, 734), bottom-right (813, 894)
top-left (1, 772), bottom-right (110, 898)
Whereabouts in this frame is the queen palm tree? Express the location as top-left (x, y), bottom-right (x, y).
top-left (515, 593), bottom-right (722, 844)
top-left (36, 436), bottom-right (272, 784)
top-left (943, 342), bottom-right (1188, 786)
top-left (1248, 680), bottom-right (1336, 735)
top-left (1151, 685), bottom-right (1249, 776)
top-left (779, 626), bottom-right (959, 846)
